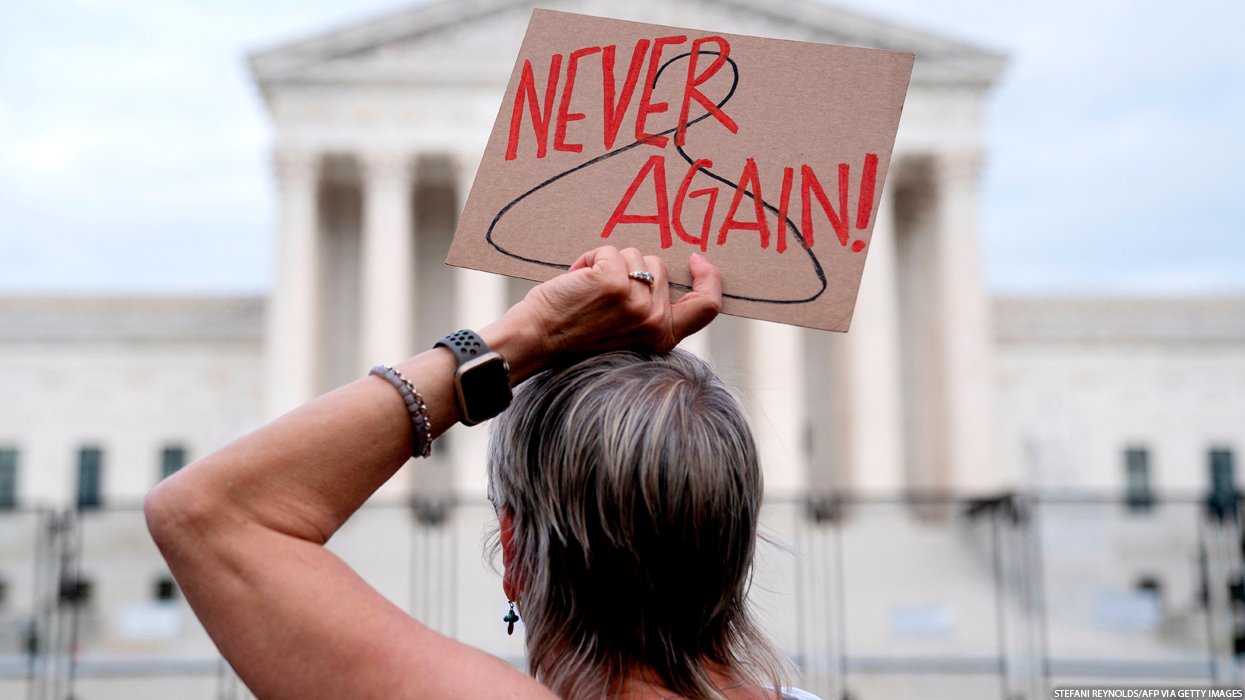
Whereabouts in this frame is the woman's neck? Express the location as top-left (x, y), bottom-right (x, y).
top-left (611, 666), bottom-right (767, 699)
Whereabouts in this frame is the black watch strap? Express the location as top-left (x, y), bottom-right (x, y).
top-left (435, 329), bottom-right (512, 426)
top-left (435, 329), bottom-right (491, 364)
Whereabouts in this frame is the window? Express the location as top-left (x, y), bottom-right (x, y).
top-left (59, 575), bottom-right (93, 605)
top-left (77, 447), bottom-right (103, 509)
top-left (160, 445), bottom-right (187, 481)
top-left (0, 448), bottom-right (17, 509)
top-left (1209, 448), bottom-right (1237, 518)
top-left (1124, 446), bottom-right (1153, 512)
top-left (153, 575), bottom-right (178, 602)
top-left (1134, 575), bottom-right (1162, 600)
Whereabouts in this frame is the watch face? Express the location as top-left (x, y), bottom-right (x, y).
top-left (459, 355), bottom-right (512, 422)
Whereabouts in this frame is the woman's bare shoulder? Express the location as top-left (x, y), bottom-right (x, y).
top-left (388, 624), bottom-right (556, 700)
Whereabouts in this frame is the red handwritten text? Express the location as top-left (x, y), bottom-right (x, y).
top-left (505, 36), bottom-right (738, 160)
top-left (600, 154), bottom-right (879, 253)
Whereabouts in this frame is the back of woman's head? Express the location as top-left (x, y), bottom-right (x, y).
top-left (487, 349), bottom-right (784, 700)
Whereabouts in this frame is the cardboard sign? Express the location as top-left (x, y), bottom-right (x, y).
top-left (448, 9), bottom-right (913, 332)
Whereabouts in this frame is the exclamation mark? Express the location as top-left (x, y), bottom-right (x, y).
top-left (850, 153), bottom-right (878, 253)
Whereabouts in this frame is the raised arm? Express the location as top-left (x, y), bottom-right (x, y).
top-left (143, 247), bottom-right (721, 700)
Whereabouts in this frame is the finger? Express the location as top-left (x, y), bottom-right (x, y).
top-left (566, 249), bottom-right (597, 273)
top-left (619, 247), bottom-right (648, 275)
top-left (643, 254), bottom-right (671, 313)
top-left (671, 253), bottom-right (723, 339)
top-left (619, 247), bottom-right (652, 294)
top-left (568, 245), bottom-right (617, 273)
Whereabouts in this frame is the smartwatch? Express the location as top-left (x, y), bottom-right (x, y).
top-left (435, 329), bottom-right (512, 426)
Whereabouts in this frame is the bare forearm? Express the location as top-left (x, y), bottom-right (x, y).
top-left (145, 247), bottom-right (718, 550)
top-left (146, 313), bottom-right (544, 547)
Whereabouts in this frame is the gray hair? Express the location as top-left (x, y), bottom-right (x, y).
top-left (487, 349), bottom-right (786, 700)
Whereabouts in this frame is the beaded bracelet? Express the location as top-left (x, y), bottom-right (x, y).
top-left (368, 364), bottom-right (432, 458)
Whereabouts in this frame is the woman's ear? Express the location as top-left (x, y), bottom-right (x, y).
top-left (498, 509), bottom-right (521, 601)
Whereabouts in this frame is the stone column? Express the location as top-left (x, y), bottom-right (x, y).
top-left (892, 161), bottom-right (947, 498)
top-left (836, 183), bottom-right (905, 494)
top-left (747, 318), bottom-right (807, 497)
top-left (359, 151), bottom-right (416, 368)
top-left (935, 151), bottom-right (996, 493)
top-left (266, 147), bottom-right (322, 419)
top-left (450, 150), bottom-right (508, 496)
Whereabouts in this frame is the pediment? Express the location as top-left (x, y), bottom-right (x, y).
top-left (250, 0), bottom-right (1006, 97)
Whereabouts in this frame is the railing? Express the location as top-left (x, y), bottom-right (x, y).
top-left (0, 493), bottom-right (1241, 700)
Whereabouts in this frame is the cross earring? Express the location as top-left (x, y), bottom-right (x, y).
top-left (503, 601), bottom-right (519, 636)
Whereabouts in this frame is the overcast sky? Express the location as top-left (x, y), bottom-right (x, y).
top-left (1, 0), bottom-right (1241, 295)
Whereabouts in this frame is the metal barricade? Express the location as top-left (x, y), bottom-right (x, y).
top-left (1, 493), bottom-right (1240, 699)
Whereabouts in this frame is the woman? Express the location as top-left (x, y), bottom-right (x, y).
top-left (145, 246), bottom-right (819, 699)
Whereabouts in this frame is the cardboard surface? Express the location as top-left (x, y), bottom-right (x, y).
top-left (448, 9), bottom-right (913, 332)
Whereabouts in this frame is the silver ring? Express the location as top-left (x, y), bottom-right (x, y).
top-left (628, 270), bottom-right (655, 286)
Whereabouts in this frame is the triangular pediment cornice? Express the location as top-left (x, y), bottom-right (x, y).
top-left (249, 0), bottom-right (1006, 96)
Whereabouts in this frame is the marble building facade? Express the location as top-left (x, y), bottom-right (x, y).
top-left (5, 0), bottom-right (1234, 515)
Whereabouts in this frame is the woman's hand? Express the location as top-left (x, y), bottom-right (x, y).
top-left (483, 246), bottom-right (723, 381)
